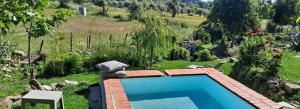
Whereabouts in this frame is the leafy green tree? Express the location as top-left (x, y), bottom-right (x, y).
top-left (208, 0), bottom-right (260, 37)
top-left (127, 1), bottom-right (143, 20)
top-left (258, 0), bottom-right (274, 19)
top-left (166, 0), bottom-right (179, 17)
top-left (273, 0), bottom-right (300, 25)
top-left (297, 17), bottom-right (300, 25)
top-left (132, 11), bottom-right (176, 68)
top-left (1, 0), bottom-right (70, 79)
top-left (93, 0), bottom-right (110, 16)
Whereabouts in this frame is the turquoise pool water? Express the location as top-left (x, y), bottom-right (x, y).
top-left (121, 75), bottom-right (255, 109)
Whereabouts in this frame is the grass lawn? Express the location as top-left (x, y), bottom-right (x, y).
top-left (0, 72), bottom-right (100, 109)
top-left (281, 51), bottom-right (300, 84)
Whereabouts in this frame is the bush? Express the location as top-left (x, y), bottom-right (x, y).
top-left (193, 27), bottom-right (211, 44)
top-left (292, 91), bottom-right (300, 102)
top-left (63, 54), bottom-right (84, 75)
top-left (181, 22), bottom-right (189, 28)
top-left (168, 46), bottom-right (190, 60)
top-left (43, 60), bottom-right (65, 77)
top-left (195, 49), bottom-right (216, 61)
top-left (42, 54), bottom-right (83, 77)
top-left (113, 15), bottom-right (128, 21)
top-left (266, 21), bottom-right (277, 33)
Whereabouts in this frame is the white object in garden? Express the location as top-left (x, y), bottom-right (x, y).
top-left (21, 90), bottom-right (64, 109)
top-left (96, 60), bottom-right (128, 73)
top-left (79, 7), bottom-right (87, 16)
top-left (187, 65), bottom-right (204, 69)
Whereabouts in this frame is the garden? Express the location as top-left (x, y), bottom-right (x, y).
top-left (1, 0), bottom-right (300, 109)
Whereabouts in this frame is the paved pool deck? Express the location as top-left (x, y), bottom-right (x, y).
top-left (103, 68), bottom-right (281, 109)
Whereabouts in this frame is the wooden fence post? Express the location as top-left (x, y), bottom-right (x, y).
top-left (88, 34), bottom-right (92, 49)
top-left (70, 32), bottom-right (73, 52)
top-left (109, 34), bottom-right (112, 47)
top-left (123, 33), bottom-right (128, 45)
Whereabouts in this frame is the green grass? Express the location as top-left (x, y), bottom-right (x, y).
top-left (281, 51), bottom-right (300, 84)
top-left (0, 72), bottom-right (99, 109)
top-left (154, 59), bottom-right (234, 75)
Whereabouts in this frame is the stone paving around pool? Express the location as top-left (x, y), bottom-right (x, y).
top-left (102, 68), bottom-right (281, 109)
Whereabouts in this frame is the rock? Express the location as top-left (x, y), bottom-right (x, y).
top-left (50, 83), bottom-right (58, 88)
top-left (13, 50), bottom-right (27, 59)
top-left (6, 95), bottom-right (22, 102)
top-left (0, 98), bottom-right (13, 109)
top-left (290, 100), bottom-right (300, 108)
top-left (29, 79), bottom-right (44, 90)
top-left (187, 65), bottom-right (204, 69)
top-left (42, 85), bottom-right (53, 91)
top-left (278, 102), bottom-right (296, 109)
top-left (64, 80), bottom-right (79, 85)
top-left (229, 57), bottom-right (238, 63)
top-left (284, 82), bottom-right (300, 94)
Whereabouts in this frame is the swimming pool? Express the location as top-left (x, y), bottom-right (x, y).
top-left (121, 75), bottom-right (256, 109)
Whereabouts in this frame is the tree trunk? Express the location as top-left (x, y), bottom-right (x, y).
top-left (28, 35), bottom-right (34, 80)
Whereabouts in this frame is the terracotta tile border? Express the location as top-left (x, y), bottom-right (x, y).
top-left (165, 68), bottom-right (281, 109)
top-left (103, 70), bottom-right (164, 109)
top-left (125, 70), bottom-right (164, 78)
top-left (103, 69), bottom-right (281, 109)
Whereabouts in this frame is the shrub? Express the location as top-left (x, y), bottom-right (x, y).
top-left (63, 54), bottom-right (83, 75)
top-left (292, 91), bottom-right (300, 102)
top-left (266, 21), bottom-right (277, 33)
top-left (43, 60), bottom-right (65, 77)
top-left (181, 22), bottom-right (189, 28)
top-left (168, 46), bottom-right (190, 60)
top-left (113, 15), bottom-right (128, 21)
top-left (195, 49), bottom-right (216, 61)
top-left (42, 54), bottom-right (83, 77)
top-left (193, 27), bottom-right (211, 44)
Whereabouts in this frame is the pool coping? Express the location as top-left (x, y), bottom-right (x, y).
top-left (103, 69), bottom-right (281, 109)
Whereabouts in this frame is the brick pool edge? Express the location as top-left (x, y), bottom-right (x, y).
top-left (103, 69), bottom-right (281, 109)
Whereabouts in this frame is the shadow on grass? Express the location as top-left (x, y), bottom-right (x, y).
top-left (75, 83), bottom-right (100, 99)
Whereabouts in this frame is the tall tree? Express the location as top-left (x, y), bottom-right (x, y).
top-left (166, 0), bottom-right (179, 17)
top-left (1, 0), bottom-right (70, 80)
top-left (258, 0), bottom-right (274, 19)
top-left (133, 11), bottom-right (176, 68)
top-left (208, 0), bottom-right (260, 37)
top-left (273, 0), bottom-right (300, 25)
top-left (93, 0), bottom-right (110, 16)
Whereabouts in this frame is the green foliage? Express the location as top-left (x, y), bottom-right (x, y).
top-left (258, 0), bottom-right (274, 19)
top-left (93, 0), bottom-right (110, 16)
top-left (208, 0), bottom-right (260, 36)
top-left (195, 49), bottom-right (216, 61)
top-left (42, 54), bottom-right (83, 77)
top-left (193, 27), bottom-right (211, 44)
top-left (132, 11), bottom-right (176, 68)
top-left (168, 46), bottom-right (190, 60)
top-left (194, 21), bottom-right (224, 44)
top-left (266, 21), bottom-right (278, 33)
top-left (293, 91), bottom-right (300, 102)
top-left (113, 15), bottom-right (128, 21)
top-left (166, 0), bottom-right (179, 17)
top-left (273, 0), bottom-right (300, 25)
top-left (127, 1), bottom-right (143, 20)
top-left (297, 17), bottom-right (300, 25)
top-left (0, 37), bottom-right (14, 64)
top-left (231, 35), bottom-right (282, 87)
